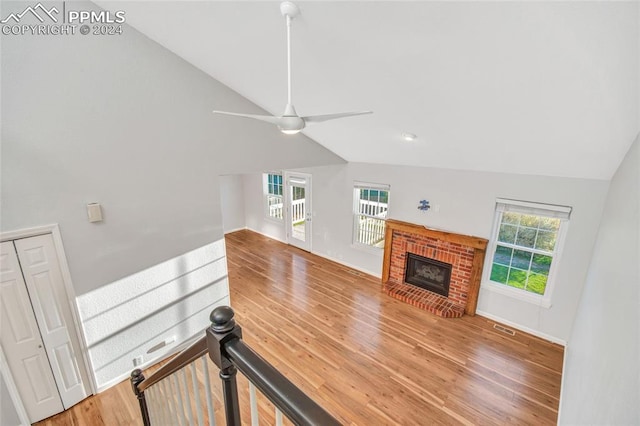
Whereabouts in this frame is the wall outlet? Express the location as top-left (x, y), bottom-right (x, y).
top-left (133, 355), bottom-right (143, 367)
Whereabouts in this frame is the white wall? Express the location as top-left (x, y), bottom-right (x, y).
top-left (243, 173), bottom-right (287, 242)
top-left (558, 137), bottom-right (639, 424)
top-left (219, 175), bottom-right (246, 233)
top-left (0, 1), bottom-right (344, 297)
top-left (1, 0), bottom-right (343, 390)
top-left (77, 239), bottom-right (229, 389)
top-left (244, 163), bottom-right (609, 342)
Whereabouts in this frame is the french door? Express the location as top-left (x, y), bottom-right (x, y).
top-left (284, 172), bottom-right (312, 252)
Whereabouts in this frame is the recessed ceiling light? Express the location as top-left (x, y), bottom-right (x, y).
top-left (402, 132), bottom-right (417, 141)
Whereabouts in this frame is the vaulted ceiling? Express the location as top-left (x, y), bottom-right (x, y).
top-left (97, 1), bottom-right (639, 180)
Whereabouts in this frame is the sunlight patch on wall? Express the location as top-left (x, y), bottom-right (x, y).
top-left (76, 239), bottom-right (230, 389)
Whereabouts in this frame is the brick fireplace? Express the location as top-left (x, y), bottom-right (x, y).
top-left (382, 219), bottom-right (488, 318)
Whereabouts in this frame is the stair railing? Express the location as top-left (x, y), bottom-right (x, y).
top-left (130, 306), bottom-right (340, 426)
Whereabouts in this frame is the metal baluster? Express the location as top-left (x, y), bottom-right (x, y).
top-left (275, 407), bottom-right (283, 426)
top-left (249, 382), bottom-right (259, 426)
top-left (190, 362), bottom-right (204, 426)
top-left (153, 386), bottom-right (165, 426)
top-left (201, 356), bottom-right (216, 426)
top-left (148, 387), bottom-right (159, 425)
top-left (171, 373), bottom-right (187, 426)
top-left (149, 385), bottom-right (162, 425)
top-left (163, 378), bottom-right (180, 426)
top-left (152, 386), bottom-right (165, 426)
top-left (181, 368), bottom-right (195, 426)
top-left (169, 376), bottom-right (178, 425)
top-left (156, 380), bottom-right (171, 425)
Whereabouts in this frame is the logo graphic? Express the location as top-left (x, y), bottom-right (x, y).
top-left (1, 2), bottom-right (126, 36)
top-left (1, 3), bottom-right (59, 24)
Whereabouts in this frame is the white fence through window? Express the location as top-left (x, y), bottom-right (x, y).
top-left (355, 199), bottom-right (388, 247)
top-left (268, 195), bottom-right (283, 220)
top-left (291, 198), bottom-right (305, 224)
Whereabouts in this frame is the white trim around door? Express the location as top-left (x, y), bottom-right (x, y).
top-left (0, 225), bottom-right (96, 404)
top-left (284, 172), bottom-right (312, 252)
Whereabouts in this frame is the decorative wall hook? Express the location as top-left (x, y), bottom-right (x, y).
top-left (418, 200), bottom-right (431, 211)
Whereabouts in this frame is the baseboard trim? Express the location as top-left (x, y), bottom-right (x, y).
top-left (245, 228), bottom-right (381, 278)
top-left (223, 226), bottom-right (247, 235)
top-left (245, 227), bottom-right (287, 244)
top-left (476, 310), bottom-right (567, 346)
top-left (312, 251), bottom-right (381, 279)
top-left (235, 230), bottom-right (564, 346)
top-left (556, 342), bottom-right (569, 421)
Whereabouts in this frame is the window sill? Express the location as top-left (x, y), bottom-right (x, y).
top-left (264, 216), bottom-right (284, 224)
top-left (482, 281), bottom-right (552, 308)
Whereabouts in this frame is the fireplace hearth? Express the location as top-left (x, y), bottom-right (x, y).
top-left (382, 219), bottom-right (488, 317)
top-left (405, 253), bottom-right (452, 297)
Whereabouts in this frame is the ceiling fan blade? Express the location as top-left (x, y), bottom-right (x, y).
top-left (214, 3), bottom-right (372, 134)
top-left (303, 111), bottom-right (373, 123)
top-left (213, 110), bottom-right (282, 125)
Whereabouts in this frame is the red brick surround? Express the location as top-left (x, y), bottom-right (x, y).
top-left (382, 220), bottom-right (488, 317)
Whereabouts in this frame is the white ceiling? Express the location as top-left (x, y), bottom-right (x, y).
top-left (97, 1), bottom-right (639, 180)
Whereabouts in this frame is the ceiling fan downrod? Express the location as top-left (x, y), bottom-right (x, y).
top-left (212, 1), bottom-right (372, 135)
top-left (281, 1), bottom-right (299, 111)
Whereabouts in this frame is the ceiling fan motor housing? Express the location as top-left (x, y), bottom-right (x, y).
top-left (212, 1), bottom-right (371, 135)
top-left (278, 115), bottom-right (306, 134)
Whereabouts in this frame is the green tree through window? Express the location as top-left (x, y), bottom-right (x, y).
top-left (488, 201), bottom-right (570, 299)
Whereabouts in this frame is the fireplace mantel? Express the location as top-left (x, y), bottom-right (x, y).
top-left (382, 219), bottom-right (488, 316)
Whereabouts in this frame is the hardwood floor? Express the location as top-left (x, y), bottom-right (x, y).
top-left (225, 230), bottom-right (563, 425)
top-left (36, 229), bottom-right (563, 425)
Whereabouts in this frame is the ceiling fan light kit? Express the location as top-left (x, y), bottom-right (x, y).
top-left (213, 1), bottom-right (372, 135)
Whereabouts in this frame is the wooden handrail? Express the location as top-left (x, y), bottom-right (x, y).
top-left (132, 306), bottom-right (340, 425)
top-left (138, 334), bottom-right (207, 392)
top-left (206, 306), bottom-right (340, 426)
top-left (225, 338), bottom-right (341, 426)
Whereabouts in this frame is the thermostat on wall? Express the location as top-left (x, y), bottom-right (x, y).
top-left (87, 203), bottom-right (103, 223)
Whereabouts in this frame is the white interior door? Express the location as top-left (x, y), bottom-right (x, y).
top-left (14, 235), bottom-right (89, 410)
top-left (285, 172), bottom-right (312, 252)
top-left (0, 241), bottom-right (64, 423)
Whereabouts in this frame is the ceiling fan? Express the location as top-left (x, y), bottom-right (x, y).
top-left (213, 1), bottom-right (372, 135)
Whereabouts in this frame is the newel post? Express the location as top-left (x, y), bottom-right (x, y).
top-left (130, 369), bottom-right (151, 426)
top-left (206, 306), bottom-right (243, 426)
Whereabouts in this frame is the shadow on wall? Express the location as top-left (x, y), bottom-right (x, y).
top-left (76, 239), bottom-right (230, 389)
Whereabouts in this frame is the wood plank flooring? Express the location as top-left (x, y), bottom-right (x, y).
top-left (36, 229), bottom-right (563, 425)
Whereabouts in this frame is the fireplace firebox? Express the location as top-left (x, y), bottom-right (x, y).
top-left (404, 253), bottom-right (452, 297)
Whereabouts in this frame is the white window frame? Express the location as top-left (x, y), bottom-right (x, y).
top-left (263, 172), bottom-right (284, 221)
top-left (482, 198), bottom-right (571, 308)
top-left (352, 182), bottom-right (390, 250)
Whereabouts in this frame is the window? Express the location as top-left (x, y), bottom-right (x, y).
top-left (353, 183), bottom-right (390, 248)
top-left (264, 173), bottom-right (283, 220)
top-left (485, 199), bottom-right (571, 306)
